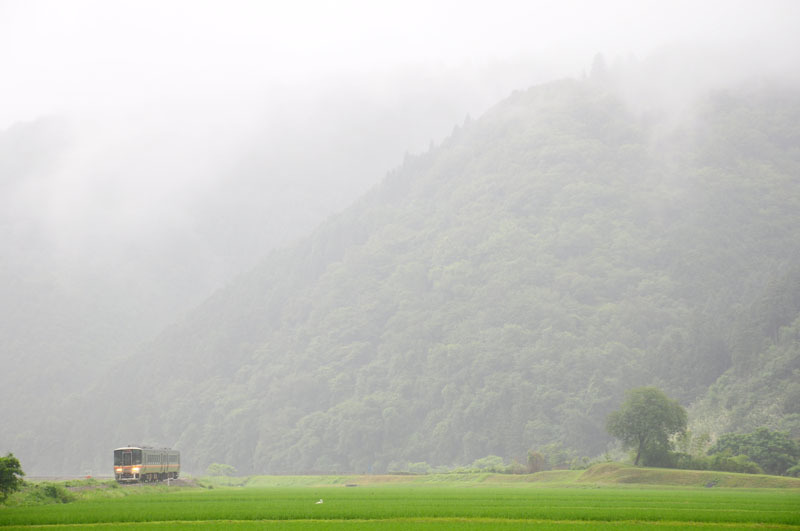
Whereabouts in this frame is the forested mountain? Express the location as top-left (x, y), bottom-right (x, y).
top-left (18, 75), bottom-right (800, 476)
top-left (0, 66), bottom-right (556, 473)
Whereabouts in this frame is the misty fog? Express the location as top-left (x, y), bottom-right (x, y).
top-left (2, 0), bottom-right (800, 476)
top-left (3, 0), bottom-right (797, 332)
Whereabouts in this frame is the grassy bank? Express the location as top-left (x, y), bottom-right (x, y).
top-left (576, 463), bottom-right (800, 488)
top-left (196, 463), bottom-right (800, 489)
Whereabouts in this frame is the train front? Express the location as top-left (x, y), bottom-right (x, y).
top-left (113, 447), bottom-right (142, 482)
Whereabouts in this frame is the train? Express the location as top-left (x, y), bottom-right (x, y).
top-left (113, 446), bottom-right (180, 482)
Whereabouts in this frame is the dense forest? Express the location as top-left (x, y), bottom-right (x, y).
top-left (9, 73), bottom-right (800, 476)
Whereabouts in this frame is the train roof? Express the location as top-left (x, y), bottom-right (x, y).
top-left (114, 446), bottom-right (178, 451)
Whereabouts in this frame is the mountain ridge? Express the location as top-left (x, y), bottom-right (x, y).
top-left (17, 75), bottom-right (800, 476)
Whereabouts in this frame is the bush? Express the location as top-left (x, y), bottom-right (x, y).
top-left (676, 453), bottom-right (710, 470)
top-left (206, 463), bottom-right (237, 477)
top-left (470, 455), bottom-right (506, 472)
top-left (539, 443), bottom-right (576, 470)
top-left (709, 428), bottom-right (800, 475)
top-left (527, 450), bottom-right (546, 473)
top-left (41, 483), bottom-right (76, 503)
top-left (784, 463), bottom-right (800, 477)
top-left (677, 452), bottom-right (763, 474)
top-left (406, 462), bottom-right (432, 475)
top-left (568, 456), bottom-right (593, 470)
top-left (507, 460), bottom-right (528, 474)
top-left (708, 453), bottom-right (763, 474)
top-left (639, 447), bottom-right (679, 468)
top-left (20, 483), bottom-right (77, 505)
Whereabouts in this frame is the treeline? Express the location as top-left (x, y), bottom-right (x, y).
top-left (678, 428), bottom-right (800, 476)
top-left (591, 386), bottom-right (799, 477)
top-left (384, 426), bottom-right (800, 477)
top-left (390, 389), bottom-right (800, 477)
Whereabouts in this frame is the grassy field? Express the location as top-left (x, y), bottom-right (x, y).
top-left (1, 466), bottom-right (799, 529)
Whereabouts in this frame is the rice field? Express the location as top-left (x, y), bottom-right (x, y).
top-left (2, 482), bottom-right (799, 530)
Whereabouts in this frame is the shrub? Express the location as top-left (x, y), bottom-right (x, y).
top-left (677, 452), bottom-right (763, 474)
top-left (784, 463), bottom-right (800, 477)
top-left (639, 447), bottom-right (679, 468)
top-left (470, 455), bottom-right (506, 472)
top-left (527, 450), bottom-right (546, 473)
top-left (22, 483), bottom-right (77, 504)
top-left (539, 443), bottom-right (576, 470)
top-left (206, 463), bottom-right (237, 477)
top-left (569, 456), bottom-right (593, 470)
top-left (507, 460), bottom-right (528, 474)
top-left (41, 483), bottom-right (76, 503)
top-left (709, 428), bottom-right (800, 475)
top-left (407, 462), bottom-right (432, 475)
top-left (676, 453), bottom-right (710, 470)
top-left (708, 453), bottom-right (763, 474)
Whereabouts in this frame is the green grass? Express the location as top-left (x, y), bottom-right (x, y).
top-left (2, 484), bottom-right (799, 529)
top-left (3, 521), bottom-right (799, 531)
top-left (2, 466), bottom-right (799, 529)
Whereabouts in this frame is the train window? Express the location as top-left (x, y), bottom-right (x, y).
top-left (114, 450), bottom-right (126, 466)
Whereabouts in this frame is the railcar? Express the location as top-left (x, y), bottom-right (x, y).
top-left (114, 446), bottom-right (180, 482)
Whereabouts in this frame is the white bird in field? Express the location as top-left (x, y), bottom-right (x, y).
top-left (316, 499), bottom-right (323, 504)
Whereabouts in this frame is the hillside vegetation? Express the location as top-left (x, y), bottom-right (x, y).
top-left (21, 75), bottom-right (800, 476)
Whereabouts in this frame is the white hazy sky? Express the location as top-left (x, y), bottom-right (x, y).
top-left (2, 0), bottom-right (799, 128)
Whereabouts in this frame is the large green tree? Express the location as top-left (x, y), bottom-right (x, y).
top-left (607, 387), bottom-right (687, 466)
top-left (0, 453), bottom-right (24, 502)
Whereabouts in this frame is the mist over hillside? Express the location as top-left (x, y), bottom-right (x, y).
top-left (3, 1), bottom-right (800, 477)
top-left (13, 63), bottom-right (799, 475)
top-left (0, 64), bottom-right (558, 468)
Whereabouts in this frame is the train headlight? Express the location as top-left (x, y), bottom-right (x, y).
top-left (115, 467), bottom-right (122, 473)
top-left (132, 467), bottom-right (140, 473)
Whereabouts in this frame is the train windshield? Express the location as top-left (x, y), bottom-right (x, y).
top-left (114, 449), bottom-right (143, 465)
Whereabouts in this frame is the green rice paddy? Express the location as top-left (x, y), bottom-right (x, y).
top-left (2, 471), bottom-right (799, 529)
